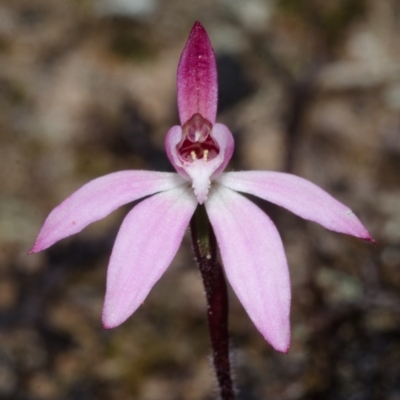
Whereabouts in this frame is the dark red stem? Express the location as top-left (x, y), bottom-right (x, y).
top-left (190, 205), bottom-right (236, 400)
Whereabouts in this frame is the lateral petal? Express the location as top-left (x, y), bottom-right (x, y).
top-left (164, 125), bottom-right (190, 180)
top-left (210, 123), bottom-right (235, 179)
top-left (205, 185), bottom-right (291, 352)
top-left (30, 171), bottom-right (186, 253)
top-left (177, 21), bottom-right (218, 125)
top-left (102, 186), bottom-right (197, 328)
top-left (218, 171), bottom-right (374, 241)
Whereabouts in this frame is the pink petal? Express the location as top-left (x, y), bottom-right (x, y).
top-left (177, 21), bottom-right (218, 125)
top-left (164, 125), bottom-right (190, 180)
top-left (218, 171), bottom-right (374, 241)
top-left (210, 123), bottom-right (235, 179)
top-left (102, 186), bottom-right (197, 328)
top-left (30, 171), bottom-right (185, 253)
top-left (205, 185), bottom-right (291, 352)
top-left (165, 123), bottom-right (234, 203)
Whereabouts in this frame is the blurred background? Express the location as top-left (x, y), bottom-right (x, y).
top-left (1, 0), bottom-right (399, 399)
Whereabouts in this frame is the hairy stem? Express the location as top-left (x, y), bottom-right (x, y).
top-left (190, 205), bottom-right (235, 400)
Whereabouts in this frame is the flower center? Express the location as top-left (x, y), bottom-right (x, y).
top-left (176, 113), bottom-right (219, 162)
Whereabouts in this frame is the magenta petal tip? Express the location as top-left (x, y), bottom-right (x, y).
top-left (102, 322), bottom-right (112, 330)
top-left (27, 240), bottom-right (43, 255)
top-left (363, 234), bottom-right (376, 245)
top-left (27, 244), bottom-right (36, 255)
top-left (102, 315), bottom-right (120, 330)
top-left (274, 339), bottom-right (290, 354)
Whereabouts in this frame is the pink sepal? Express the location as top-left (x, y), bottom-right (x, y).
top-left (102, 186), bottom-right (197, 328)
top-left (29, 171), bottom-right (185, 253)
top-left (205, 185), bottom-right (291, 352)
top-left (177, 22), bottom-right (218, 125)
top-left (218, 171), bottom-right (374, 241)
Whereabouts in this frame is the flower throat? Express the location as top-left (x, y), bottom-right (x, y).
top-left (177, 113), bottom-right (220, 162)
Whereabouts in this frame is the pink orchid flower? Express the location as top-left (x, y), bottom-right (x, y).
top-left (30, 22), bottom-right (373, 353)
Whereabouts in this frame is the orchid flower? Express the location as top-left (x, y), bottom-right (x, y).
top-left (30, 22), bottom-right (373, 353)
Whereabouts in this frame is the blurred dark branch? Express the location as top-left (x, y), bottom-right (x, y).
top-left (251, 34), bottom-right (321, 173)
